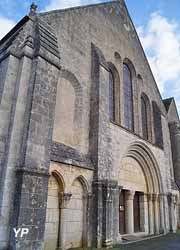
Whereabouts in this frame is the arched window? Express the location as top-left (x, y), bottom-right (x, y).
top-left (107, 62), bottom-right (120, 124)
top-left (152, 101), bottom-right (163, 148)
top-left (109, 71), bottom-right (115, 121)
top-left (141, 95), bottom-right (149, 140)
top-left (123, 63), bottom-right (134, 131)
top-left (141, 93), bottom-right (152, 142)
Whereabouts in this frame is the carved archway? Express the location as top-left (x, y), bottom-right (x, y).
top-left (118, 142), bottom-right (164, 235)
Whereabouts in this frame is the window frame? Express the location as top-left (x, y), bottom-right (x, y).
top-left (123, 63), bottom-right (134, 131)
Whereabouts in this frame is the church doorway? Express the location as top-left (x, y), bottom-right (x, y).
top-left (118, 142), bottom-right (164, 237)
top-left (119, 190), bottom-right (126, 234)
top-left (133, 192), bottom-right (141, 232)
top-left (119, 190), bottom-right (142, 235)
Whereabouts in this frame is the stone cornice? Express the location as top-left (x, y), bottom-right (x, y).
top-left (51, 141), bottom-right (94, 170)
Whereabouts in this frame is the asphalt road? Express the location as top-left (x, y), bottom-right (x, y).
top-left (115, 233), bottom-right (180, 250)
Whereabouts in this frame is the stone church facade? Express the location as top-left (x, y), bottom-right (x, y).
top-left (0, 1), bottom-right (180, 250)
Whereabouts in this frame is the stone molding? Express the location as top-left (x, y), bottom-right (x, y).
top-left (51, 141), bottom-right (94, 170)
top-left (16, 167), bottom-right (50, 177)
top-left (152, 193), bottom-right (160, 202)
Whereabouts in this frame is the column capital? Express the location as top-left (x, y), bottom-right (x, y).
top-left (87, 192), bottom-right (93, 199)
top-left (59, 192), bottom-right (72, 208)
top-left (168, 193), bottom-right (178, 204)
top-left (126, 190), bottom-right (135, 200)
top-left (152, 193), bottom-right (159, 201)
top-left (159, 193), bottom-right (165, 200)
top-left (146, 193), bottom-right (153, 201)
top-left (140, 193), bottom-right (148, 202)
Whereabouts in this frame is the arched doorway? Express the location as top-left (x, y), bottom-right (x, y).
top-left (44, 172), bottom-right (64, 250)
top-left (118, 142), bottom-right (164, 236)
top-left (119, 157), bottom-right (148, 235)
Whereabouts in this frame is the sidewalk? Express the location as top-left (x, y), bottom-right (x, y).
top-left (114, 232), bottom-right (180, 250)
top-left (73, 232), bottom-right (180, 250)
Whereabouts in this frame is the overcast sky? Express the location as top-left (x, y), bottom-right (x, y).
top-left (0, 0), bottom-right (180, 114)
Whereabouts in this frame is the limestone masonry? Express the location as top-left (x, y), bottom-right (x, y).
top-left (0, 1), bottom-right (180, 250)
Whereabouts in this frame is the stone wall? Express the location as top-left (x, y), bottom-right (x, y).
top-left (0, 13), bottom-right (61, 250)
top-left (39, 0), bottom-right (180, 246)
top-left (0, 1), bottom-right (179, 249)
top-left (48, 162), bottom-right (93, 249)
top-left (41, 0), bottom-right (170, 178)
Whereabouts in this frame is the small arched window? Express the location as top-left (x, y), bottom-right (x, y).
top-left (152, 101), bottom-right (163, 148)
top-left (123, 63), bottom-right (134, 131)
top-left (141, 96), bottom-right (148, 140)
top-left (109, 71), bottom-right (115, 121)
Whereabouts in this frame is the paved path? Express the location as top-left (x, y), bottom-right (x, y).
top-left (115, 233), bottom-right (180, 250)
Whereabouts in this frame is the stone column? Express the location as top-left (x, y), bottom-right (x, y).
top-left (83, 192), bottom-right (93, 247)
top-left (102, 181), bottom-right (113, 247)
top-left (113, 186), bottom-right (122, 243)
top-left (86, 193), bottom-right (93, 247)
top-left (57, 193), bottom-right (72, 250)
top-left (140, 193), bottom-right (148, 233)
top-left (125, 190), bottom-right (135, 234)
top-left (174, 195), bottom-right (178, 231)
top-left (92, 181), bottom-right (103, 248)
top-left (159, 194), bottom-right (165, 234)
top-left (153, 193), bottom-right (160, 235)
top-left (177, 200), bottom-right (180, 229)
top-left (147, 193), bottom-right (154, 235)
top-left (168, 193), bottom-right (177, 233)
top-left (92, 180), bottom-right (119, 248)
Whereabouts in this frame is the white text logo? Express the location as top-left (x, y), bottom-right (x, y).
top-left (13, 228), bottom-right (29, 238)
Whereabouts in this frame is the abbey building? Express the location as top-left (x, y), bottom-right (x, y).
top-left (0, 1), bottom-right (180, 250)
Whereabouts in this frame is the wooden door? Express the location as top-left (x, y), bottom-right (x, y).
top-left (119, 190), bottom-right (126, 234)
top-left (134, 192), bottom-right (140, 232)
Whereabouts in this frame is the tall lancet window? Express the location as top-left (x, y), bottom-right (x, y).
top-left (152, 101), bottom-right (163, 148)
top-left (141, 96), bottom-right (148, 140)
top-left (123, 63), bottom-right (134, 131)
top-left (109, 71), bottom-right (115, 121)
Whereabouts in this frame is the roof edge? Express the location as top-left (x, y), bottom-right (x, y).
top-left (170, 98), bottom-right (180, 120)
top-left (40, 0), bottom-right (119, 16)
top-left (163, 97), bottom-right (180, 120)
top-left (0, 15), bottom-right (29, 46)
top-left (163, 97), bottom-right (174, 112)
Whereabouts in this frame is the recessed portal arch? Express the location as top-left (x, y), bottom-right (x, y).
top-left (118, 142), bottom-right (164, 236)
top-left (120, 141), bottom-right (163, 194)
